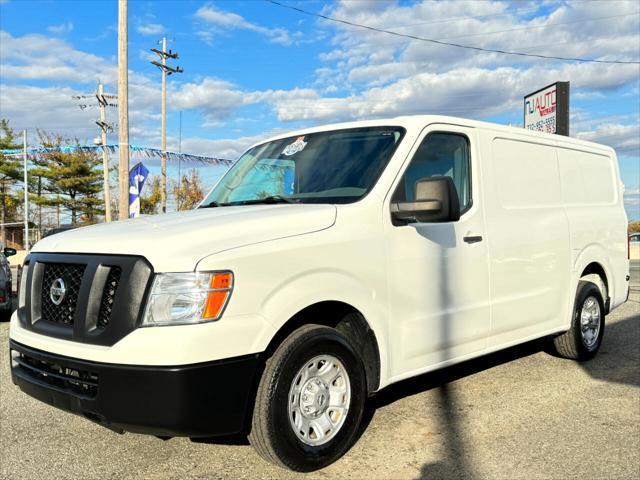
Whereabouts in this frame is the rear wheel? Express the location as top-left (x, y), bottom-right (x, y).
top-left (249, 324), bottom-right (366, 471)
top-left (551, 280), bottom-right (605, 360)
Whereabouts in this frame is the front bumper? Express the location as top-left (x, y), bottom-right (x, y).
top-left (10, 340), bottom-right (260, 437)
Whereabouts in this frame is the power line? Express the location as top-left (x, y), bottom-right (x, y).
top-left (265, 0), bottom-right (640, 65)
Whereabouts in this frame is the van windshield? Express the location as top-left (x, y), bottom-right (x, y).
top-left (200, 126), bottom-right (405, 207)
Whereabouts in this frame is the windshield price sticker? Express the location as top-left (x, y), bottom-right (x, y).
top-left (282, 136), bottom-right (307, 156)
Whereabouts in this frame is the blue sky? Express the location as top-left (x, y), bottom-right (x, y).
top-left (1, 0), bottom-right (639, 220)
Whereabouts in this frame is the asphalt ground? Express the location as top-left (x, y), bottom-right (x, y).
top-left (1, 263), bottom-right (638, 480)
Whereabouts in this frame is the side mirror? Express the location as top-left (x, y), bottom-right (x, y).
top-left (391, 176), bottom-right (461, 223)
top-left (3, 247), bottom-right (17, 257)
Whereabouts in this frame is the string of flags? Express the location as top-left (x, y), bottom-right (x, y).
top-left (0, 144), bottom-right (233, 166)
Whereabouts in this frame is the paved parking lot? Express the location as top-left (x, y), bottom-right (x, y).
top-left (1, 264), bottom-right (638, 479)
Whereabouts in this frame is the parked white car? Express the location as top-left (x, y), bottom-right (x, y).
top-left (10, 115), bottom-right (630, 471)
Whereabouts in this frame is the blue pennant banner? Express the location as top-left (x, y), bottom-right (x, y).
top-left (129, 162), bottom-right (150, 218)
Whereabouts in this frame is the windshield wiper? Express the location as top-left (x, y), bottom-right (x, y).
top-left (199, 201), bottom-right (227, 208)
top-left (236, 195), bottom-right (300, 205)
top-left (199, 196), bottom-right (299, 208)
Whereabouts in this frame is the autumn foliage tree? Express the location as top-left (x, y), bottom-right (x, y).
top-left (172, 169), bottom-right (205, 211)
top-left (0, 119), bottom-right (23, 247)
top-left (140, 176), bottom-right (162, 215)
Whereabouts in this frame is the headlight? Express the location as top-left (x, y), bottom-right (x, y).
top-left (141, 271), bottom-right (233, 327)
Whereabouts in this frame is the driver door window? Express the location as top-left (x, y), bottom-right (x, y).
top-left (394, 132), bottom-right (471, 211)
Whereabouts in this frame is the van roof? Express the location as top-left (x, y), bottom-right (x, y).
top-left (254, 114), bottom-right (614, 156)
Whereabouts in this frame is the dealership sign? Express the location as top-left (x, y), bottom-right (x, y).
top-left (524, 81), bottom-right (570, 136)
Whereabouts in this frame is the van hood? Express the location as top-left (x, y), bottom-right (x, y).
top-left (32, 204), bottom-right (336, 271)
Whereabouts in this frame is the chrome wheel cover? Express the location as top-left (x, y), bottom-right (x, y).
top-left (287, 354), bottom-right (351, 447)
top-left (580, 296), bottom-right (601, 350)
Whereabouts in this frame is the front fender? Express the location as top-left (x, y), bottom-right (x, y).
top-left (196, 228), bottom-right (391, 388)
top-left (256, 268), bottom-right (390, 387)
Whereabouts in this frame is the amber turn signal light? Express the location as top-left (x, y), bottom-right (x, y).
top-left (203, 272), bottom-right (234, 320)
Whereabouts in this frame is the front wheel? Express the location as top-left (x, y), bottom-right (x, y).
top-left (551, 280), bottom-right (605, 361)
top-left (248, 324), bottom-right (367, 471)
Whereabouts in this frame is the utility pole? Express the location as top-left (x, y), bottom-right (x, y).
top-left (74, 81), bottom-right (118, 223)
top-left (97, 81), bottom-right (117, 222)
top-left (161, 37), bottom-right (167, 214)
top-left (118, 0), bottom-right (130, 220)
top-left (151, 36), bottom-right (183, 213)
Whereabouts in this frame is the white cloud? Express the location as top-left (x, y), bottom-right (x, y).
top-left (195, 5), bottom-right (251, 29)
top-left (179, 131), bottom-right (283, 160)
top-left (196, 30), bottom-right (214, 46)
top-left (0, 31), bottom-right (162, 146)
top-left (0, 31), bottom-right (116, 84)
top-left (194, 4), bottom-right (297, 46)
top-left (138, 49), bottom-right (157, 62)
top-left (136, 23), bottom-right (165, 36)
top-left (312, 0), bottom-right (640, 93)
top-left (171, 77), bottom-right (260, 125)
top-left (575, 123), bottom-right (640, 155)
top-left (624, 187), bottom-right (640, 220)
top-left (256, 62), bottom-right (640, 125)
top-left (624, 187), bottom-right (640, 204)
top-left (0, 31), bottom-right (261, 156)
top-left (47, 22), bottom-right (73, 34)
top-left (0, 84), bottom-right (100, 139)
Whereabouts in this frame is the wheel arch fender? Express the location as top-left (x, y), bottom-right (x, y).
top-left (572, 245), bottom-right (612, 311)
top-left (255, 269), bottom-right (389, 393)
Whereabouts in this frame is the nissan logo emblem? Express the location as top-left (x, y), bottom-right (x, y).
top-left (49, 277), bottom-right (67, 305)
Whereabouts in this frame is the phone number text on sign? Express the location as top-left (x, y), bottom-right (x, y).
top-left (526, 116), bottom-right (557, 133)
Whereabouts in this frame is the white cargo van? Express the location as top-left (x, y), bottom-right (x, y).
top-left (10, 116), bottom-right (630, 471)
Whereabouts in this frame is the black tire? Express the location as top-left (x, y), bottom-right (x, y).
top-left (551, 280), bottom-right (605, 361)
top-left (248, 324), bottom-right (367, 471)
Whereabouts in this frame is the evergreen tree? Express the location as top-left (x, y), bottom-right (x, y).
top-left (32, 132), bottom-right (103, 224)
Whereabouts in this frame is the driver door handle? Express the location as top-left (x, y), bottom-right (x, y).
top-left (463, 235), bottom-right (483, 244)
